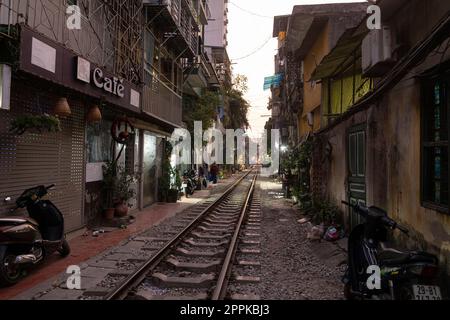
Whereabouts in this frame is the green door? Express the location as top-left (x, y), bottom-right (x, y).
top-left (348, 125), bottom-right (366, 229)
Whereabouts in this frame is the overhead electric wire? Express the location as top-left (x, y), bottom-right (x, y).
top-left (231, 36), bottom-right (273, 61)
top-left (229, 2), bottom-right (274, 19)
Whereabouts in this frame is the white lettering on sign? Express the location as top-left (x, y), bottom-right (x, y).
top-left (92, 67), bottom-right (125, 98)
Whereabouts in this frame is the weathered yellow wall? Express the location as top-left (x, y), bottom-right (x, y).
top-left (322, 74), bottom-right (372, 127)
top-left (384, 78), bottom-right (450, 252)
top-left (321, 59), bottom-right (450, 284)
top-left (299, 22), bottom-right (330, 138)
top-left (316, 0), bottom-right (450, 286)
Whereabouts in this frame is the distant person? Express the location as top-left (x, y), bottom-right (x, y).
top-left (210, 162), bottom-right (219, 185)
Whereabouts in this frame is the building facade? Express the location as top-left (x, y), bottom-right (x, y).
top-left (310, 0), bottom-right (450, 288)
top-left (0, 0), bottom-right (211, 233)
top-left (204, 0), bottom-right (231, 135)
top-left (204, 0), bottom-right (231, 90)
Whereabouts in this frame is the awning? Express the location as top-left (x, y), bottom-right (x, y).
top-left (310, 28), bottom-right (369, 81)
top-left (285, 13), bottom-right (320, 55)
top-left (285, 3), bottom-right (368, 57)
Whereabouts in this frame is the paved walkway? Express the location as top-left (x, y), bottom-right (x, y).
top-left (0, 175), bottom-right (238, 300)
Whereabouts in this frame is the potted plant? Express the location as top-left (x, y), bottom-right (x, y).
top-left (167, 169), bottom-right (181, 203)
top-left (158, 141), bottom-right (180, 203)
top-left (10, 114), bottom-right (62, 135)
top-left (113, 165), bottom-right (137, 217)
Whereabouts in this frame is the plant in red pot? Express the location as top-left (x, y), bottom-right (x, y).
top-left (113, 165), bottom-right (138, 218)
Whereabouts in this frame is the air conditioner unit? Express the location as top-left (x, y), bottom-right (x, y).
top-left (362, 25), bottom-right (396, 77)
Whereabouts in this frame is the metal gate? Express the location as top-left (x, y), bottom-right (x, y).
top-left (348, 124), bottom-right (366, 229)
top-left (0, 81), bottom-right (85, 232)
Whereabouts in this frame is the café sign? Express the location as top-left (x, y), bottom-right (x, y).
top-left (19, 29), bottom-right (140, 110)
top-left (93, 68), bottom-right (125, 98)
top-left (76, 57), bottom-right (125, 98)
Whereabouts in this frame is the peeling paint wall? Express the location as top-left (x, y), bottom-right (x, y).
top-left (317, 0), bottom-right (450, 287)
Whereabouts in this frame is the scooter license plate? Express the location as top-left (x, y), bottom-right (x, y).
top-left (182, 183), bottom-right (188, 188)
top-left (412, 285), bottom-right (442, 300)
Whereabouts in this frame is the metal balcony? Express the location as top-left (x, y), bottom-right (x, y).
top-left (142, 70), bottom-right (183, 128)
top-left (0, 0), bottom-right (143, 84)
top-left (144, 0), bottom-right (199, 57)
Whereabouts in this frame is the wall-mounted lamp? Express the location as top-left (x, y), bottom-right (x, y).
top-left (54, 97), bottom-right (72, 118)
top-left (86, 104), bottom-right (102, 123)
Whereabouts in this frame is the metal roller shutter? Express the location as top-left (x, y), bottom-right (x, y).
top-left (0, 78), bottom-right (85, 232)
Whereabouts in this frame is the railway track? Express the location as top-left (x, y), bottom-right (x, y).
top-left (104, 168), bottom-right (261, 300)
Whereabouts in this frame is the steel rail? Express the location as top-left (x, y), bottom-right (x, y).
top-left (211, 173), bottom-right (258, 300)
top-left (104, 169), bottom-right (254, 300)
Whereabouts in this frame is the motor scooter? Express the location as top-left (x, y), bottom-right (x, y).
top-left (0, 185), bottom-right (70, 287)
top-left (342, 201), bottom-right (442, 300)
top-left (182, 170), bottom-right (197, 198)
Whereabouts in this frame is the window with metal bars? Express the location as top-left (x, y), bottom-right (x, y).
top-left (421, 75), bottom-right (449, 213)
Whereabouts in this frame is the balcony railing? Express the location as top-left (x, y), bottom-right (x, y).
top-left (144, 0), bottom-right (199, 56)
top-left (0, 0), bottom-right (143, 84)
top-left (142, 71), bottom-right (183, 127)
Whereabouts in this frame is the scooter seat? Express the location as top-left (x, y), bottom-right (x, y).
top-left (378, 248), bottom-right (437, 266)
top-left (0, 217), bottom-right (38, 226)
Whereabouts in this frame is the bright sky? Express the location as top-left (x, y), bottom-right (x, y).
top-left (227, 0), bottom-right (367, 138)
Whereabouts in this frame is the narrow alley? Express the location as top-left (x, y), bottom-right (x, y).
top-left (0, 0), bottom-right (449, 310)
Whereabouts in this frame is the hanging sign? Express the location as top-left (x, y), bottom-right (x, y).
top-left (92, 68), bottom-right (125, 98)
top-left (263, 73), bottom-right (284, 90)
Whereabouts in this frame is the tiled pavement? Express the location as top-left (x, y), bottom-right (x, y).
top-left (0, 175), bottom-right (239, 300)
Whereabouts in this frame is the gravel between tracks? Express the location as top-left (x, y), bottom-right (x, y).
top-left (257, 178), bottom-right (345, 300)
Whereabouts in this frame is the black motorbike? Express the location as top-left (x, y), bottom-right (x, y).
top-left (182, 170), bottom-right (197, 198)
top-left (342, 201), bottom-right (442, 300)
top-left (0, 185), bottom-right (70, 287)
